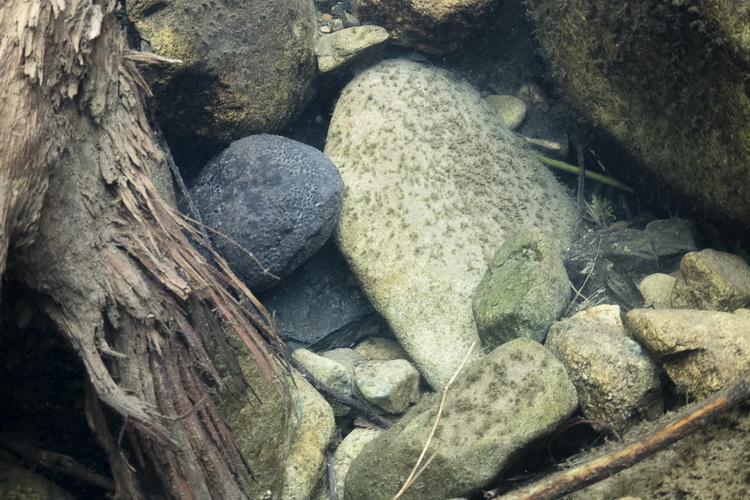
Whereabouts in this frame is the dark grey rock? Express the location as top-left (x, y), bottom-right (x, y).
top-left (190, 135), bottom-right (343, 292)
top-left (642, 217), bottom-right (701, 272)
top-left (259, 240), bottom-right (391, 348)
top-left (564, 218), bottom-right (700, 311)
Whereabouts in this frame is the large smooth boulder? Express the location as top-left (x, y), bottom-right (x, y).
top-left (326, 59), bottom-right (576, 388)
top-left (190, 135), bottom-right (342, 292)
top-left (127, 0), bottom-right (317, 170)
top-left (525, 0), bottom-right (750, 227)
top-left (344, 338), bottom-right (578, 500)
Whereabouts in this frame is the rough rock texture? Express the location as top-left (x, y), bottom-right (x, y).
top-left (190, 135), bottom-right (342, 292)
top-left (259, 240), bottom-right (390, 349)
top-left (354, 337), bottom-right (411, 361)
top-left (351, 0), bottom-right (496, 53)
top-left (546, 306), bottom-right (663, 431)
top-left (217, 314), bottom-right (295, 498)
top-left (321, 347), bottom-right (367, 406)
top-left (321, 347), bottom-right (366, 374)
top-left (638, 273), bottom-right (676, 309)
top-left (311, 428), bottom-right (382, 500)
top-left (472, 227), bottom-right (571, 349)
top-left (127, 0), bottom-right (317, 171)
top-left (569, 408), bottom-right (750, 499)
top-left (283, 371), bottom-right (336, 500)
top-left (483, 95), bottom-right (527, 130)
top-left (354, 359), bottom-right (421, 414)
top-left (565, 218), bottom-right (698, 310)
top-left (642, 218), bottom-right (700, 272)
top-left (670, 249), bottom-right (750, 311)
top-left (627, 308), bottom-right (750, 399)
top-left (525, 0), bottom-right (750, 227)
top-left (344, 339), bottom-right (578, 500)
top-left (326, 59), bottom-right (576, 388)
top-left (315, 25), bottom-right (390, 72)
top-left (293, 348), bottom-right (354, 416)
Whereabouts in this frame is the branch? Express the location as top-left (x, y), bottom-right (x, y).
top-left (485, 369), bottom-right (750, 500)
top-left (286, 355), bottom-right (394, 430)
top-left (537, 155), bottom-right (634, 194)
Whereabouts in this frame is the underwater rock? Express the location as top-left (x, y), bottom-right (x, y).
top-left (526, 0), bottom-right (750, 228)
top-left (344, 338), bottom-right (578, 500)
top-left (670, 249), bottom-right (750, 311)
top-left (483, 94), bottom-right (527, 130)
top-left (351, 0), bottom-right (496, 53)
top-left (127, 0), bottom-right (317, 172)
top-left (315, 25), bottom-right (390, 72)
top-left (638, 273), bottom-right (677, 309)
top-left (354, 359), bottom-right (421, 414)
top-left (284, 371), bottom-right (337, 500)
top-left (190, 135), bottom-right (342, 292)
top-left (564, 218), bottom-right (699, 311)
top-left (627, 308), bottom-right (750, 399)
top-left (326, 59), bottom-right (576, 388)
top-left (260, 240), bottom-right (389, 349)
top-left (293, 348), bottom-right (354, 416)
top-left (546, 305), bottom-right (664, 432)
top-left (472, 227), bottom-right (571, 349)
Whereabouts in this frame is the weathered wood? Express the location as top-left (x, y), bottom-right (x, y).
top-left (0, 0), bottom-right (292, 496)
top-left (485, 370), bottom-right (750, 500)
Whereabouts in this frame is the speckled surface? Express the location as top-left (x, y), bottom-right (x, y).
top-left (325, 59), bottom-right (576, 388)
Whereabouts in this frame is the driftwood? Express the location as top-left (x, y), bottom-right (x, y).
top-left (484, 369), bottom-right (750, 500)
top-left (0, 0), bottom-right (292, 496)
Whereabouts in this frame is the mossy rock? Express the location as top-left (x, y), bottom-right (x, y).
top-left (525, 0), bottom-right (750, 227)
top-left (344, 338), bottom-right (578, 500)
top-left (472, 227), bottom-right (571, 349)
top-left (127, 0), bottom-right (317, 170)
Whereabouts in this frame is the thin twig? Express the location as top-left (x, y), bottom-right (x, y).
top-left (326, 448), bottom-right (340, 500)
top-left (287, 356), bottom-right (394, 430)
top-left (391, 341), bottom-right (477, 500)
top-left (484, 369), bottom-right (750, 500)
top-left (537, 155), bottom-right (634, 194)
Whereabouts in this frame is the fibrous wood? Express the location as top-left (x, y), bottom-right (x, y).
top-left (0, 0), bottom-right (291, 497)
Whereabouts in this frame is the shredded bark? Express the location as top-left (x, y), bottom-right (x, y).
top-left (0, 0), bottom-right (292, 497)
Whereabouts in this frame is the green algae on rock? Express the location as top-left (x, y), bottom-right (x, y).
top-left (127, 0), bottom-right (317, 163)
top-left (472, 227), bottom-right (571, 349)
top-left (525, 0), bottom-right (750, 228)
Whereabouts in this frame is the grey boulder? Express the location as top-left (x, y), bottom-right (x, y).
top-left (190, 135), bottom-right (342, 292)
